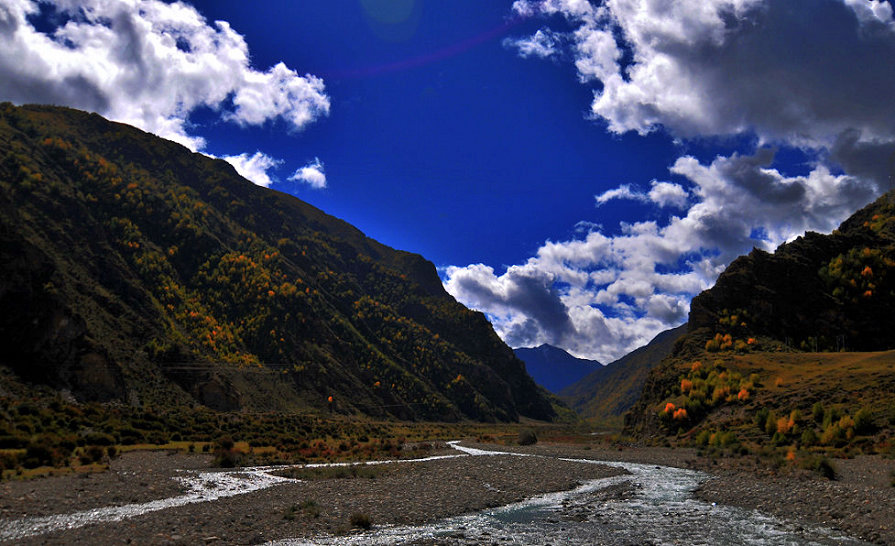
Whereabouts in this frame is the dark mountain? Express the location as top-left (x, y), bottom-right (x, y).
top-left (559, 325), bottom-right (686, 428)
top-left (0, 103), bottom-right (556, 422)
top-left (686, 192), bottom-right (895, 353)
top-left (625, 191), bottom-right (895, 443)
top-left (513, 344), bottom-right (601, 393)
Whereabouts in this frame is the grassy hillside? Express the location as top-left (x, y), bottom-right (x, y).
top-left (0, 103), bottom-right (555, 423)
top-left (626, 192), bottom-right (895, 461)
top-left (629, 350), bottom-right (895, 460)
top-left (561, 325), bottom-right (685, 429)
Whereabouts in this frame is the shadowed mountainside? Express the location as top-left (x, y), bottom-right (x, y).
top-left (560, 325), bottom-right (686, 428)
top-left (0, 103), bottom-right (556, 422)
top-left (625, 191), bottom-right (895, 449)
top-left (513, 344), bottom-right (601, 394)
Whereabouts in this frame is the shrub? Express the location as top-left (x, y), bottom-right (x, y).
top-left (853, 407), bottom-right (875, 435)
top-left (350, 512), bottom-right (372, 529)
top-left (814, 457), bottom-right (837, 480)
top-left (301, 499), bottom-right (321, 518)
top-left (800, 428), bottom-right (817, 447)
top-left (79, 445), bottom-right (106, 465)
top-left (518, 429), bottom-right (538, 446)
top-left (754, 407), bottom-right (770, 430)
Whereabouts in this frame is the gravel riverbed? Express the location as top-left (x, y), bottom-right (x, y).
top-left (1, 441), bottom-right (892, 545)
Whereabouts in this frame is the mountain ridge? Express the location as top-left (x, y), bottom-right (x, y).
top-left (0, 103), bottom-right (556, 422)
top-left (624, 190), bottom-right (895, 446)
top-left (512, 344), bottom-right (601, 394)
top-left (560, 325), bottom-right (686, 428)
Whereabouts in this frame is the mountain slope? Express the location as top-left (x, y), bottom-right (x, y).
top-left (560, 325), bottom-right (686, 428)
top-left (625, 191), bottom-right (895, 446)
top-left (0, 103), bottom-right (555, 422)
top-left (513, 344), bottom-right (601, 393)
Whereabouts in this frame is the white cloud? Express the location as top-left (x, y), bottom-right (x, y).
top-left (513, 0), bottom-right (895, 150)
top-left (595, 184), bottom-right (646, 206)
top-left (222, 151), bottom-right (281, 188)
top-left (648, 181), bottom-right (689, 209)
top-left (444, 148), bottom-right (877, 362)
top-left (503, 29), bottom-right (561, 59)
top-left (446, 0), bottom-right (894, 360)
top-left (289, 157), bottom-right (327, 189)
top-left (595, 180), bottom-right (690, 209)
top-left (0, 0), bottom-right (330, 151)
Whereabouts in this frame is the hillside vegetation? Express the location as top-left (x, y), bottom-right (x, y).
top-left (0, 103), bottom-right (555, 426)
top-left (626, 191), bottom-right (895, 461)
top-left (561, 325), bottom-right (685, 429)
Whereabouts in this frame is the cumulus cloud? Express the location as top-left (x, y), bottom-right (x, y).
top-left (442, 0), bottom-right (895, 361)
top-left (288, 157), bottom-right (327, 189)
top-left (445, 148), bottom-right (877, 362)
top-left (0, 0), bottom-right (330, 150)
top-left (512, 0), bottom-right (895, 149)
top-left (648, 182), bottom-right (690, 209)
top-left (222, 151), bottom-right (282, 188)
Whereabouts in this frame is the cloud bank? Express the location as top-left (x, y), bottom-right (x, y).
top-left (0, 0), bottom-right (330, 152)
top-left (445, 0), bottom-right (892, 361)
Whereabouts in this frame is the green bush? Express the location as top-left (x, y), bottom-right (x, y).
top-left (853, 407), bottom-right (875, 435)
top-left (350, 512), bottom-right (372, 529)
top-left (800, 428), bottom-right (817, 447)
top-left (517, 429), bottom-right (538, 446)
top-left (801, 454), bottom-right (836, 480)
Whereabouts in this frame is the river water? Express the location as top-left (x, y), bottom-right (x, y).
top-left (270, 443), bottom-right (867, 546)
top-left (0, 442), bottom-right (868, 545)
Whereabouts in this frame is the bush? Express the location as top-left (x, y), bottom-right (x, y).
top-left (349, 512), bottom-right (372, 529)
top-left (300, 499), bottom-right (321, 518)
top-left (517, 429), bottom-right (538, 446)
top-left (800, 454), bottom-right (836, 479)
top-left (800, 428), bottom-right (817, 447)
top-left (815, 457), bottom-right (836, 480)
top-left (853, 407), bottom-right (875, 435)
top-left (79, 445), bottom-right (106, 465)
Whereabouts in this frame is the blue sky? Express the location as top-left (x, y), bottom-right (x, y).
top-left (1, 0), bottom-right (892, 362)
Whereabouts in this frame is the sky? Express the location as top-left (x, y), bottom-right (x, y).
top-left (1, 0), bottom-right (893, 363)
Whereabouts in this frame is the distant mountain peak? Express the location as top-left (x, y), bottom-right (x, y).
top-left (513, 344), bottom-right (601, 394)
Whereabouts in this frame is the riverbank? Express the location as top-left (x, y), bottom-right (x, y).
top-left (478, 441), bottom-right (895, 545)
top-left (1, 440), bottom-right (892, 545)
top-left (0, 443), bottom-right (623, 545)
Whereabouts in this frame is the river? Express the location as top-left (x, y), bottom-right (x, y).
top-left (0, 442), bottom-right (868, 545)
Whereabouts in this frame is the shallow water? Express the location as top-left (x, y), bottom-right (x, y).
top-left (0, 443), bottom-right (868, 545)
top-left (270, 444), bottom-right (868, 546)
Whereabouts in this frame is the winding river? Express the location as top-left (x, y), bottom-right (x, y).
top-left (0, 442), bottom-right (867, 545)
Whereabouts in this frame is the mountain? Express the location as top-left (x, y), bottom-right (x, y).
top-left (513, 344), bottom-right (601, 393)
top-left (559, 325), bottom-right (686, 428)
top-left (625, 191), bottom-right (895, 448)
top-left (0, 103), bottom-right (556, 423)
